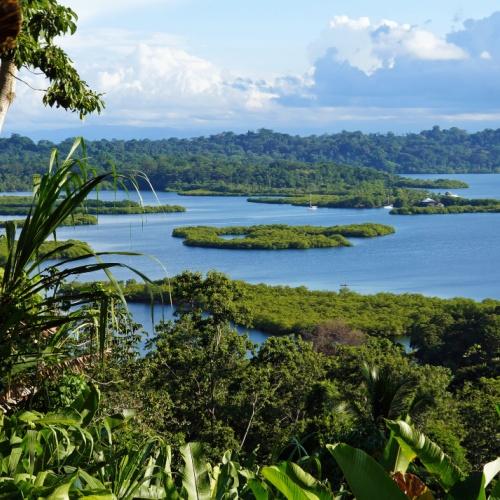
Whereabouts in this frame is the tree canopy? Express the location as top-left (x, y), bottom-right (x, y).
top-left (0, 0), bottom-right (104, 131)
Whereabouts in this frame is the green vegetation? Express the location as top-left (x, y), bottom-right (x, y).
top-left (0, 238), bottom-right (93, 265)
top-left (391, 196), bottom-right (500, 215)
top-left (0, 0), bottom-right (103, 133)
top-left (1, 127), bottom-right (499, 193)
top-left (0, 5), bottom-right (498, 498)
top-left (248, 186), bottom-right (428, 209)
top-left (119, 277), bottom-right (498, 339)
top-left (0, 195), bottom-right (185, 215)
top-left (0, 138), bottom-right (153, 406)
top-left (395, 177), bottom-right (468, 189)
top-left (172, 223), bottom-right (394, 250)
top-left (392, 204), bottom-right (500, 214)
top-left (177, 176), bottom-right (467, 197)
top-left (3, 382), bottom-right (498, 499)
top-left (0, 139), bottom-right (497, 499)
top-left (391, 195), bottom-right (500, 214)
top-left (0, 131), bottom-right (475, 194)
top-left (0, 213), bottom-right (97, 228)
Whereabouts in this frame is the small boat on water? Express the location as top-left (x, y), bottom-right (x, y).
top-left (383, 204), bottom-right (393, 209)
top-left (308, 195), bottom-right (318, 210)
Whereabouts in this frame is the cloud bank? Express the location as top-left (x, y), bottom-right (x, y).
top-left (290, 13), bottom-right (500, 116)
top-left (5, 11), bottom-right (500, 135)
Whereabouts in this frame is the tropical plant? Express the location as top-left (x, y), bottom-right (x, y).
top-left (328, 419), bottom-right (500, 500)
top-left (360, 363), bottom-right (426, 425)
top-left (0, 0), bottom-right (104, 132)
top-left (0, 138), bottom-right (153, 411)
top-left (0, 380), bottom-right (175, 499)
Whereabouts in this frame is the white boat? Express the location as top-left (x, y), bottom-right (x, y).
top-left (383, 204), bottom-right (393, 209)
top-left (308, 195), bottom-right (318, 210)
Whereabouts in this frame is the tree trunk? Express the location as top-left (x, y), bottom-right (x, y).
top-left (0, 58), bottom-right (17, 133)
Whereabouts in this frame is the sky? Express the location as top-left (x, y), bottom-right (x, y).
top-left (4, 0), bottom-right (500, 140)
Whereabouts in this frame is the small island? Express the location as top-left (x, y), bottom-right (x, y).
top-left (0, 239), bottom-right (94, 265)
top-left (395, 177), bottom-right (468, 189)
top-left (0, 214), bottom-right (98, 228)
top-left (172, 223), bottom-right (395, 250)
top-left (390, 196), bottom-right (500, 215)
top-left (0, 196), bottom-right (186, 216)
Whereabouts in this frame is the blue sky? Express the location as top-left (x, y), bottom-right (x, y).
top-left (5, 0), bottom-right (500, 139)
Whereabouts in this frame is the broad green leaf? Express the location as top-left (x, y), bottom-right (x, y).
top-left (386, 420), bottom-right (463, 491)
top-left (47, 480), bottom-right (73, 500)
top-left (382, 430), bottom-right (415, 473)
top-left (277, 462), bottom-right (332, 500)
top-left (71, 384), bottom-right (100, 427)
top-left (37, 410), bottom-right (82, 427)
top-left (261, 465), bottom-right (319, 500)
top-left (446, 457), bottom-right (500, 500)
top-left (181, 442), bottom-right (211, 500)
top-left (246, 478), bottom-right (269, 500)
top-left (327, 443), bottom-right (407, 500)
top-left (211, 458), bottom-right (239, 500)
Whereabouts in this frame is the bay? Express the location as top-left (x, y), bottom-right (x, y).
top-left (2, 173), bottom-right (499, 300)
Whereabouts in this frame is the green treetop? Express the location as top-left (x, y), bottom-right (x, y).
top-left (0, 0), bottom-right (104, 132)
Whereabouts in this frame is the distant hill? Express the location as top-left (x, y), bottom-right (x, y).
top-left (0, 126), bottom-right (499, 190)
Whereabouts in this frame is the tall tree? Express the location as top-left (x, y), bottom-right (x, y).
top-left (0, 0), bottom-right (21, 52)
top-left (0, 0), bottom-right (104, 132)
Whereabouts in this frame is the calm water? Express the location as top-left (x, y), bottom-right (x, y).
top-left (2, 174), bottom-right (500, 300)
top-left (127, 302), bottom-right (270, 347)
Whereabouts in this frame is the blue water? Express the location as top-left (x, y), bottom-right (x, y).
top-left (402, 173), bottom-right (499, 199)
top-left (127, 302), bottom-right (270, 347)
top-left (2, 173), bottom-right (499, 300)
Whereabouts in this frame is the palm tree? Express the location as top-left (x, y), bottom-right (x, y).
top-left (360, 363), bottom-right (427, 425)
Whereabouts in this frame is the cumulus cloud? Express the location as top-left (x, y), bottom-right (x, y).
top-left (5, 12), bottom-right (500, 135)
top-left (276, 12), bottom-right (500, 119)
top-left (310, 16), bottom-right (468, 75)
top-left (6, 28), bottom-right (282, 132)
top-left (91, 41), bottom-right (280, 124)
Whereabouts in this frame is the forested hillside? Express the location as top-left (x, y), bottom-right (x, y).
top-left (0, 126), bottom-right (499, 190)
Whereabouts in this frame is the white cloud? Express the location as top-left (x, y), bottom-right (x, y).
top-left (312, 16), bottom-right (468, 75)
top-left (6, 26), bottom-right (285, 132)
top-left (329, 16), bottom-right (372, 31)
top-left (4, 12), bottom-right (500, 136)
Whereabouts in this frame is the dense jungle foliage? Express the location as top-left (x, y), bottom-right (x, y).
top-left (1, 2), bottom-right (497, 496)
top-left (0, 129), bottom-right (491, 193)
top-left (172, 223), bottom-right (394, 250)
top-left (0, 143), bottom-right (497, 498)
top-left (53, 271), bottom-right (500, 497)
